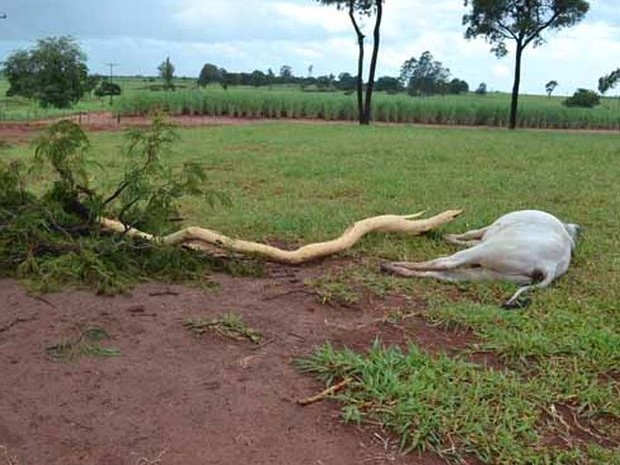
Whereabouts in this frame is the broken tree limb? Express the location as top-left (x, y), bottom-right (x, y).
top-left (99, 209), bottom-right (462, 265)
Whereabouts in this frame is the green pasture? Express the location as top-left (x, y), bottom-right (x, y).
top-left (2, 122), bottom-right (619, 463)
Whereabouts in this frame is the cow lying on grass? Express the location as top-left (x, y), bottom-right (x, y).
top-left (381, 210), bottom-right (581, 308)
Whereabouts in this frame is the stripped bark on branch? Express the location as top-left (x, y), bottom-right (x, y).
top-left (99, 209), bottom-right (462, 265)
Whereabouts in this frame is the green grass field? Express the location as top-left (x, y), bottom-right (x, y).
top-left (1, 76), bottom-right (619, 129)
top-left (3, 122), bottom-right (619, 463)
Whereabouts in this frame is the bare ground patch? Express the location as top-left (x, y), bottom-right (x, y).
top-left (2, 111), bottom-right (618, 147)
top-left (0, 260), bottom-right (456, 465)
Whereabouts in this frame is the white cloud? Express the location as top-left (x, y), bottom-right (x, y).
top-left (492, 64), bottom-right (511, 78)
top-left (1, 0), bottom-right (618, 95)
top-left (269, 2), bottom-right (350, 33)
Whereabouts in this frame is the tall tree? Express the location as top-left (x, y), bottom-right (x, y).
top-left (374, 76), bottom-right (402, 94)
top-left (463, 0), bottom-right (589, 129)
top-left (250, 70), bottom-right (267, 87)
top-left (400, 51), bottom-right (451, 96)
top-left (197, 63), bottom-right (221, 87)
top-left (158, 57), bottom-right (175, 91)
top-left (315, 0), bottom-right (384, 125)
top-left (337, 72), bottom-right (357, 91)
top-left (448, 78), bottom-right (469, 94)
top-left (279, 65), bottom-right (293, 82)
top-left (2, 36), bottom-right (88, 108)
top-left (545, 80), bottom-right (558, 98)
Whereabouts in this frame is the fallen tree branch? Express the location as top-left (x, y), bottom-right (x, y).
top-left (99, 209), bottom-right (462, 265)
top-left (297, 377), bottom-right (353, 406)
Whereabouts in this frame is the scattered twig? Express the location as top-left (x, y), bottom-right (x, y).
top-left (135, 448), bottom-right (168, 465)
top-left (568, 407), bottom-right (619, 446)
top-left (547, 404), bottom-right (572, 437)
top-left (251, 336), bottom-right (276, 351)
top-left (0, 316), bottom-right (37, 334)
top-left (33, 295), bottom-right (57, 308)
top-left (0, 445), bottom-right (18, 465)
top-left (262, 288), bottom-right (316, 301)
top-left (126, 305), bottom-right (146, 313)
top-left (148, 290), bottom-right (179, 296)
top-left (297, 377), bottom-right (352, 406)
top-left (287, 332), bottom-right (306, 341)
top-left (61, 415), bottom-right (94, 431)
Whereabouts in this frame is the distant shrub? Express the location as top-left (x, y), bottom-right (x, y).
top-left (375, 76), bottom-right (403, 94)
top-left (563, 89), bottom-right (600, 108)
top-left (94, 81), bottom-right (121, 98)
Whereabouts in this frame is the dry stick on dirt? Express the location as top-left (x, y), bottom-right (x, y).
top-left (0, 445), bottom-right (18, 465)
top-left (99, 210), bottom-right (462, 265)
top-left (297, 378), bottom-right (353, 406)
top-left (0, 317), bottom-right (37, 334)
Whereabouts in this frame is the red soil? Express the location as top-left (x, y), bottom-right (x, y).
top-left (0, 261), bottom-right (462, 465)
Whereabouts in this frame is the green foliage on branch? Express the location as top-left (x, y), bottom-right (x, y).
top-left (463, 0), bottom-right (590, 58)
top-left (463, 0), bottom-right (590, 129)
top-left (0, 117), bottom-right (238, 294)
top-left (598, 68), bottom-right (620, 95)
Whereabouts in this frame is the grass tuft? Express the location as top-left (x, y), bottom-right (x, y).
top-left (46, 326), bottom-right (121, 361)
top-left (184, 313), bottom-right (262, 344)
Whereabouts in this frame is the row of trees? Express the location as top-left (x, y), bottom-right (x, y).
top-left (197, 51), bottom-right (472, 96)
top-left (198, 64), bottom-right (360, 90)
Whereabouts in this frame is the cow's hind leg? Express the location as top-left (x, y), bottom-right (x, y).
top-left (386, 267), bottom-right (532, 285)
top-left (444, 227), bottom-right (489, 247)
top-left (383, 246), bottom-right (487, 276)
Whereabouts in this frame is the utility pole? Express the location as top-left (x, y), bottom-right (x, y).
top-left (105, 62), bottom-right (119, 82)
top-left (104, 63), bottom-right (119, 105)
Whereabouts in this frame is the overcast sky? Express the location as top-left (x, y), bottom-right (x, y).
top-left (0, 0), bottom-right (618, 95)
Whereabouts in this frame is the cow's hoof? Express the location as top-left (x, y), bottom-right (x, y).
top-left (502, 296), bottom-right (531, 310)
top-left (380, 262), bottom-right (410, 276)
top-left (380, 261), bottom-right (397, 274)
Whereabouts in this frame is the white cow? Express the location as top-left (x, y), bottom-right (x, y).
top-left (381, 210), bottom-right (581, 308)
